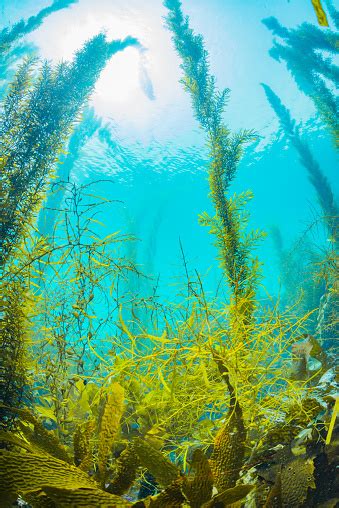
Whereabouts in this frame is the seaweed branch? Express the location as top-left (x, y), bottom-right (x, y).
top-left (0, 33), bottom-right (139, 266)
top-left (0, 0), bottom-right (79, 54)
top-left (262, 83), bottom-right (338, 243)
top-left (263, 15), bottom-right (338, 146)
top-left (164, 0), bottom-right (264, 332)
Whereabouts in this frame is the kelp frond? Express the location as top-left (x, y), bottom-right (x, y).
top-left (0, 1), bottom-right (79, 54)
top-left (263, 14), bottom-right (339, 147)
top-left (0, 33), bottom-right (139, 267)
top-left (262, 83), bottom-right (338, 242)
top-left (164, 0), bottom-right (263, 332)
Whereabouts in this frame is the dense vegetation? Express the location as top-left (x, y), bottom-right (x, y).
top-left (0, 0), bottom-right (337, 507)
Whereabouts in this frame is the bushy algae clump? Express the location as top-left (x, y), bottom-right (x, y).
top-left (0, 1), bottom-right (338, 507)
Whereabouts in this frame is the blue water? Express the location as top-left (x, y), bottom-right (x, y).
top-left (2, 0), bottom-right (337, 302)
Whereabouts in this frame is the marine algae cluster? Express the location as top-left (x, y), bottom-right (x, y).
top-left (0, 0), bottom-right (338, 507)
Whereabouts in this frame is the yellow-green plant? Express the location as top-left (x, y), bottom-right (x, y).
top-left (162, 0), bottom-right (266, 490)
top-left (0, 386), bottom-right (255, 507)
top-left (164, 0), bottom-right (265, 337)
top-left (29, 181), bottom-right (137, 438)
top-left (0, 32), bottom-right (139, 430)
top-left (0, 33), bottom-right (138, 266)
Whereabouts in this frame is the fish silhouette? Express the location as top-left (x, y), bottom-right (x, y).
top-left (138, 47), bottom-right (155, 101)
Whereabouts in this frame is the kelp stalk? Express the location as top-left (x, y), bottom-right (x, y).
top-left (263, 15), bottom-right (338, 146)
top-left (164, 0), bottom-right (263, 333)
top-left (0, 0), bottom-right (79, 53)
top-left (0, 33), bottom-right (139, 266)
top-left (262, 83), bottom-right (338, 242)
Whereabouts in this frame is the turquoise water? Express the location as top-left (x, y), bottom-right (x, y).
top-left (2, 0), bottom-right (337, 305)
top-left (1, 1), bottom-right (338, 505)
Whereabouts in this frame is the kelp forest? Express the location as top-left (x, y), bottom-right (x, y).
top-left (0, 0), bottom-right (338, 507)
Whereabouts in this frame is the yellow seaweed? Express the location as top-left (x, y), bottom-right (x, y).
top-left (42, 485), bottom-right (132, 507)
top-left (326, 397), bottom-right (339, 445)
top-left (97, 382), bottom-right (125, 485)
top-left (133, 437), bottom-right (180, 487)
top-left (182, 449), bottom-right (213, 508)
top-left (311, 0), bottom-right (329, 26)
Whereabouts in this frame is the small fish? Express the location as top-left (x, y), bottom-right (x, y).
top-left (311, 0), bottom-right (329, 27)
top-left (292, 335), bottom-right (313, 363)
top-left (138, 47), bottom-right (155, 101)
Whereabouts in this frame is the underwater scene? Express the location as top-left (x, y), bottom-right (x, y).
top-left (0, 0), bottom-right (338, 506)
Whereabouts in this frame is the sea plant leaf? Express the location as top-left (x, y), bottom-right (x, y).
top-left (0, 450), bottom-right (97, 501)
top-left (182, 449), bottom-right (213, 507)
top-left (134, 478), bottom-right (185, 507)
top-left (107, 443), bottom-right (140, 495)
top-left (42, 485), bottom-right (132, 507)
top-left (97, 382), bottom-right (125, 484)
top-left (0, 430), bottom-right (35, 453)
top-left (133, 437), bottom-right (179, 487)
top-left (73, 418), bottom-right (96, 470)
top-left (280, 457), bottom-right (315, 507)
top-left (201, 484), bottom-right (254, 507)
top-left (12, 407), bottom-right (72, 463)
